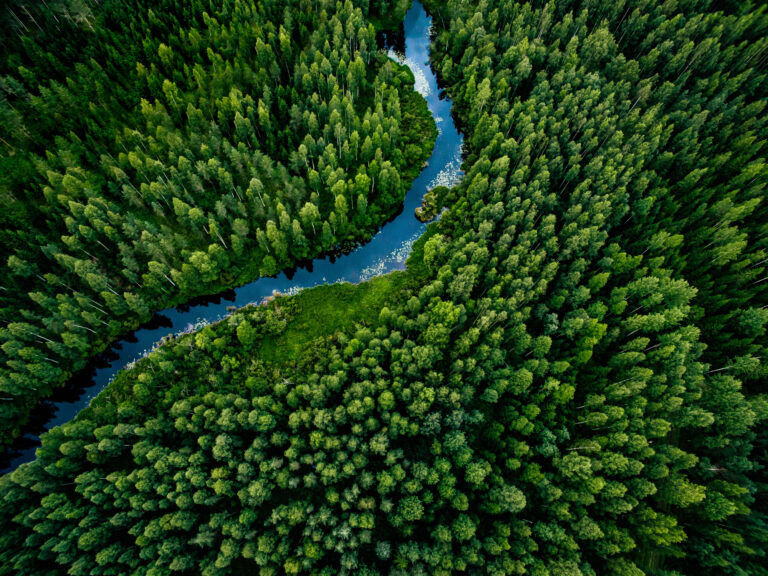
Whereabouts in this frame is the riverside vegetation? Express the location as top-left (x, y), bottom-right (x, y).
top-left (2, 0), bottom-right (768, 575)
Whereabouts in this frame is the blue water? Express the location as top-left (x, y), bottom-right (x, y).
top-left (0, 1), bottom-right (463, 474)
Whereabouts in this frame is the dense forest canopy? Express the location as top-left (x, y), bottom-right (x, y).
top-left (0, 0), bottom-right (434, 445)
top-left (1, 0), bottom-right (768, 575)
top-left (422, 0), bottom-right (768, 572)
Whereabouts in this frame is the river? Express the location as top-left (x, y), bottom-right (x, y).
top-left (0, 0), bottom-right (463, 474)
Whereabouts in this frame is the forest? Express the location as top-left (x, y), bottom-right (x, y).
top-left (1, 0), bottom-right (768, 575)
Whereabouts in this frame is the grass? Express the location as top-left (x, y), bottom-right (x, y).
top-left (254, 222), bottom-right (437, 367)
top-left (256, 275), bottom-right (404, 363)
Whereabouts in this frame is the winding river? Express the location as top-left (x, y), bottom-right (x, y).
top-left (0, 1), bottom-right (463, 474)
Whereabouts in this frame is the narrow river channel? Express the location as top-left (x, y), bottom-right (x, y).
top-left (1, 1), bottom-right (464, 474)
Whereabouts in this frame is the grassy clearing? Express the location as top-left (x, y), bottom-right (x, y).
top-left (255, 223), bottom-right (437, 367)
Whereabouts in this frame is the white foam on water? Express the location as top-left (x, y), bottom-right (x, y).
top-left (358, 229), bottom-right (423, 282)
top-left (388, 49), bottom-right (430, 98)
top-left (429, 150), bottom-right (464, 190)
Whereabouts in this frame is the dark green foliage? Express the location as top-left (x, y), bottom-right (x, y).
top-left (415, 185), bottom-right (448, 222)
top-left (1, 0), bottom-right (768, 575)
top-left (424, 0), bottom-right (768, 572)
